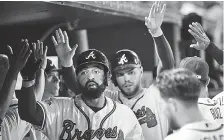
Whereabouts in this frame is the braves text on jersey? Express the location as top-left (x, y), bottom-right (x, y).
top-left (104, 85), bottom-right (170, 140)
top-left (164, 120), bottom-right (224, 140)
top-left (34, 95), bottom-right (144, 140)
top-left (0, 99), bottom-right (31, 140)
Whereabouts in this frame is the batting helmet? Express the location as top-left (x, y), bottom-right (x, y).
top-left (111, 49), bottom-right (142, 86)
top-left (75, 49), bottom-right (110, 75)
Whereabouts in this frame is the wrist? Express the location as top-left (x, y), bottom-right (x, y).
top-left (148, 28), bottom-right (163, 37)
top-left (61, 59), bottom-right (73, 67)
top-left (22, 79), bottom-right (35, 88)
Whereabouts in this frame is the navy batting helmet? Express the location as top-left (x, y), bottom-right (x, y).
top-left (111, 49), bottom-right (142, 86)
top-left (75, 49), bottom-right (110, 75)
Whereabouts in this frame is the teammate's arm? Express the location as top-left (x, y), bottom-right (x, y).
top-left (188, 22), bottom-right (223, 65)
top-left (17, 83), bottom-right (44, 126)
top-left (145, 2), bottom-right (174, 75)
top-left (33, 41), bottom-right (48, 101)
top-left (51, 29), bottom-right (79, 94)
top-left (0, 43), bottom-right (31, 121)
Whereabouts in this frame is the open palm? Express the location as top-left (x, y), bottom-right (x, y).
top-left (52, 28), bottom-right (78, 67)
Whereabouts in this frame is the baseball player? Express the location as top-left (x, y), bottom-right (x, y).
top-left (178, 56), bottom-right (223, 124)
top-left (60, 2), bottom-right (174, 140)
top-left (108, 2), bottom-right (174, 140)
top-left (154, 68), bottom-right (223, 140)
top-left (17, 29), bottom-right (144, 140)
top-left (0, 41), bottom-right (32, 140)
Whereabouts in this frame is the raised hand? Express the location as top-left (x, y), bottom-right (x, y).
top-left (52, 28), bottom-right (78, 67)
top-left (188, 22), bottom-right (210, 50)
top-left (9, 39), bottom-right (32, 73)
top-left (145, 1), bottom-right (166, 36)
top-left (32, 40), bottom-right (48, 70)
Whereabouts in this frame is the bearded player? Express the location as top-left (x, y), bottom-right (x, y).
top-left (60, 2), bottom-right (174, 140)
top-left (17, 28), bottom-right (144, 140)
top-left (154, 68), bottom-right (223, 140)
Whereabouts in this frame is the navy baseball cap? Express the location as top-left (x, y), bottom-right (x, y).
top-left (179, 56), bottom-right (209, 81)
top-left (111, 49), bottom-right (141, 71)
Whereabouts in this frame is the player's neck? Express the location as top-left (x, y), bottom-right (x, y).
top-left (82, 94), bottom-right (106, 109)
top-left (42, 91), bottom-right (54, 101)
top-left (178, 106), bottom-right (205, 128)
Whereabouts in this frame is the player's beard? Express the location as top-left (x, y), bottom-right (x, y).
top-left (79, 80), bottom-right (106, 99)
top-left (120, 83), bottom-right (140, 99)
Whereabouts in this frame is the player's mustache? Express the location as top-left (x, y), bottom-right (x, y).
top-left (85, 80), bottom-right (98, 87)
top-left (122, 81), bottom-right (134, 87)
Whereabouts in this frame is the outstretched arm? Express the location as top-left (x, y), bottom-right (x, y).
top-left (17, 82), bottom-right (44, 126)
top-left (0, 42), bottom-right (31, 123)
top-left (52, 29), bottom-right (79, 94)
top-left (33, 40), bottom-right (48, 101)
top-left (188, 22), bottom-right (223, 65)
top-left (145, 1), bottom-right (174, 75)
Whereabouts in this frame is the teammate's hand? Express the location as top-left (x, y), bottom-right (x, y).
top-left (145, 1), bottom-right (166, 37)
top-left (9, 39), bottom-right (32, 73)
top-left (32, 40), bottom-right (48, 70)
top-left (188, 22), bottom-right (210, 50)
top-left (51, 28), bottom-right (78, 67)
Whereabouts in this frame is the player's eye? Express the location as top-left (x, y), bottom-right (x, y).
top-left (128, 70), bottom-right (135, 75)
top-left (80, 70), bottom-right (89, 76)
top-left (115, 73), bottom-right (123, 77)
top-left (93, 69), bottom-right (101, 74)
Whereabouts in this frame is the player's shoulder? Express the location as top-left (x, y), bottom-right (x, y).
top-left (198, 98), bottom-right (217, 106)
top-left (41, 96), bottom-right (74, 106)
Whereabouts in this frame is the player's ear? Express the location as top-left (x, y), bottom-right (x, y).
top-left (205, 77), bottom-right (210, 86)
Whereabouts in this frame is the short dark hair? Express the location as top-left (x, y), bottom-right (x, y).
top-left (154, 68), bottom-right (202, 101)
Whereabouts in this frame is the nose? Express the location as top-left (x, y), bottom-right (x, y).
top-left (54, 76), bottom-right (60, 83)
top-left (87, 72), bottom-right (95, 80)
top-left (124, 73), bottom-right (130, 82)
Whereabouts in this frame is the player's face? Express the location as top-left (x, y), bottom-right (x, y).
top-left (115, 67), bottom-right (142, 97)
top-left (77, 64), bottom-right (106, 99)
top-left (45, 71), bottom-right (60, 96)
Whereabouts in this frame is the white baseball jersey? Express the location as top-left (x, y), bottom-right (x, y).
top-left (164, 120), bottom-right (224, 140)
top-left (23, 127), bottom-right (48, 140)
top-left (0, 99), bottom-right (31, 140)
top-left (198, 92), bottom-right (223, 124)
top-left (105, 85), bottom-right (170, 140)
top-left (35, 95), bottom-right (144, 140)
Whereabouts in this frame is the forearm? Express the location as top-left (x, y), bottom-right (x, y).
top-left (0, 68), bottom-right (18, 120)
top-left (206, 42), bottom-right (223, 65)
top-left (34, 69), bottom-right (45, 101)
top-left (17, 83), bottom-right (43, 126)
top-left (153, 33), bottom-right (174, 74)
top-left (62, 66), bottom-right (79, 94)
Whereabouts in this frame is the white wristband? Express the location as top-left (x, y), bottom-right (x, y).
top-left (61, 60), bottom-right (73, 67)
top-left (22, 80), bottom-right (35, 88)
top-left (149, 28), bottom-right (163, 37)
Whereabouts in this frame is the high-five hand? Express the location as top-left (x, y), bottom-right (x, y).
top-left (52, 28), bottom-right (78, 67)
top-left (32, 40), bottom-right (48, 70)
top-left (145, 1), bottom-right (166, 37)
top-left (188, 22), bottom-right (210, 50)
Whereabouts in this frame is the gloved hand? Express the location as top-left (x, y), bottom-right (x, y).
top-left (20, 39), bottom-right (40, 81)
